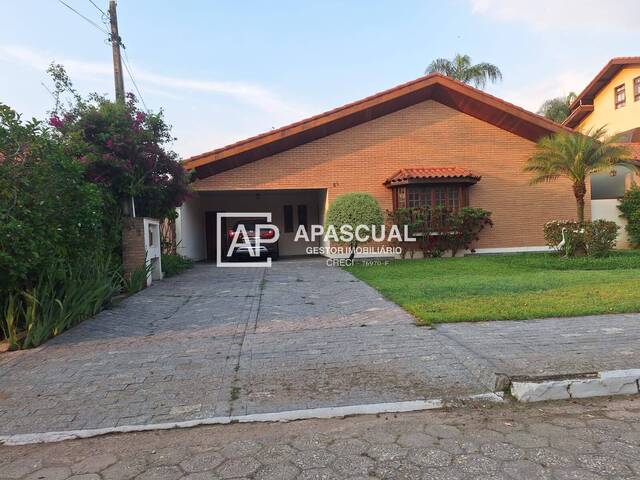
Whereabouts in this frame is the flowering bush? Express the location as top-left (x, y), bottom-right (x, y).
top-left (387, 206), bottom-right (492, 257)
top-left (543, 220), bottom-right (618, 257)
top-left (47, 65), bottom-right (190, 220)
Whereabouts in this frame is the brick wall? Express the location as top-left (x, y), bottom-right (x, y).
top-left (193, 100), bottom-right (588, 249)
top-left (122, 217), bottom-right (146, 278)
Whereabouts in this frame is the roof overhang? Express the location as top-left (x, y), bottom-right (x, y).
top-left (384, 167), bottom-right (481, 187)
top-left (184, 74), bottom-right (570, 180)
top-left (564, 57), bottom-right (640, 128)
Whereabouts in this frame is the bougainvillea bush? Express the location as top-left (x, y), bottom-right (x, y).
top-left (49, 91), bottom-right (190, 219)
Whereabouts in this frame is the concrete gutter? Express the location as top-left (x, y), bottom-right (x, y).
top-left (0, 393), bottom-right (503, 446)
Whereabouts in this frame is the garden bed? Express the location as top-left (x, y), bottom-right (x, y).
top-left (346, 251), bottom-right (640, 324)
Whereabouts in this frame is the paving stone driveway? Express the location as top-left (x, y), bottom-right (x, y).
top-left (0, 259), bottom-right (488, 436)
top-left (1, 258), bottom-right (639, 438)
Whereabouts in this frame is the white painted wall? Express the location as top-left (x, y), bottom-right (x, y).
top-left (591, 198), bottom-right (629, 248)
top-left (176, 197), bottom-right (206, 260)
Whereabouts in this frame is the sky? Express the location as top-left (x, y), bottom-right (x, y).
top-left (1, 1), bottom-right (639, 159)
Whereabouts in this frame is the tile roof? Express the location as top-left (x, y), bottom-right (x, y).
top-left (564, 57), bottom-right (640, 128)
top-left (184, 74), bottom-right (568, 179)
top-left (384, 167), bottom-right (480, 185)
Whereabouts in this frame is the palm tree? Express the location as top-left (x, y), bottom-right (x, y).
top-left (524, 127), bottom-right (634, 222)
top-left (537, 92), bottom-right (577, 123)
top-left (425, 54), bottom-right (502, 89)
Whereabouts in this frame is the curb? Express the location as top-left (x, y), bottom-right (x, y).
top-left (511, 368), bottom-right (640, 402)
top-left (0, 392), bottom-right (503, 446)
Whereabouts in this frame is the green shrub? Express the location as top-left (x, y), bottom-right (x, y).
top-left (543, 220), bottom-right (618, 257)
top-left (0, 104), bottom-right (109, 293)
top-left (387, 206), bottom-right (492, 257)
top-left (618, 187), bottom-right (640, 246)
top-left (326, 192), bottom-right (384, 257)
top-left (162, 253), bottom-right (193, 278)
top-left (584, 220), bottom-right (619, 257)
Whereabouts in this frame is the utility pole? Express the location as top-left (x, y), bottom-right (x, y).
top-left (109, 0), bottom-right (125, 103)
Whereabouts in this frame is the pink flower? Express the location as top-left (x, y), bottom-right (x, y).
top-left (49, 115), bottom-right (64, 129)
top-left (106, 139), bottom-right (114, 149)
top-left (135, 111), bottom-right (146, 123)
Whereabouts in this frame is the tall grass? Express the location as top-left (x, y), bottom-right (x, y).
top-left (1, 255), bottom-right (121, 350)
top-left (123, 261), bottom-right (153, 294)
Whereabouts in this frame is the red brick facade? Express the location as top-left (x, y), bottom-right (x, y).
top-left (191, 100), bottom-right (586, 249)
top-left (122, 217), bottom-right (146, 278)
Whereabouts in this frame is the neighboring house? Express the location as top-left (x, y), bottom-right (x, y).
top-left (178, 74), bottom-right (581, 260)
top-left (564, 57), bottom-right (640, 247)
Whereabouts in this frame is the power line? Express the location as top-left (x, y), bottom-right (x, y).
top-left (57, 0), bottom-right (149, 111)
top-left (56, 0), bottom-right (109, 35)
top-left (122, 47), bottom-right (149, 111)
top-left (87, 0), bottom-right (107, 17)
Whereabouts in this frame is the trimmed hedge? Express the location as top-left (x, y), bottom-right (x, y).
top-left (543, 220), bottom-right (618, 257)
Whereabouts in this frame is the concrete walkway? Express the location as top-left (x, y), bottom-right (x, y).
top-left (2, 395), bottom-right (639, 479)
top-left (0, 258), bottom-right (639, 437)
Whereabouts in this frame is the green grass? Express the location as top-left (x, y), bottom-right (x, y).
top-left (346, 251), bottom-right (640, 325)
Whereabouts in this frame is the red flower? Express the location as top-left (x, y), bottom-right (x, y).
top-left (49, 115), bottom-right (64, 129)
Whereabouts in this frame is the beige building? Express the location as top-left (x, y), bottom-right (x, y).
top-left (565, 57), bottom-right (640, 247)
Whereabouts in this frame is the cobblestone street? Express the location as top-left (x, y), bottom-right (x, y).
top-left (2, 396), bottom-right (640, 479)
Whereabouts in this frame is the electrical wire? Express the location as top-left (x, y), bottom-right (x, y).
top-left (57, 0), bottom-right (149, 111)
top-left (122, 47), bottom-right (149, 111)
top-left (87, 0), bottom-right (107, 17)
top-left (57, 0), bottom-right (110, 35)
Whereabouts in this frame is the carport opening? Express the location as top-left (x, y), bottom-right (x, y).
top-left (199, 188), bottom-right (327, 261)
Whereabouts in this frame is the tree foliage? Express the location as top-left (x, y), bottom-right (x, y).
top-left (537, 92), bottom-right (577, 123)
top-left (525, 127), bottom-right (635, 222)
top-left (618, 187), bottom-right (640, 246)
top-left (0, 104), bottom-right (106, 292)
top-left (47, 64), bottom-right (191, 219)
top-left (425, 53), bottom-right (502, 89)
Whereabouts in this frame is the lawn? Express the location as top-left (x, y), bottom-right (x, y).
top-left (346, 252), bottom-right (640, 324)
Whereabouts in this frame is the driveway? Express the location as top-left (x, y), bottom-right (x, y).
top-left (1, 258), bottom-right (639, 438)
top-left (0, 259), bottom-right (489, 437)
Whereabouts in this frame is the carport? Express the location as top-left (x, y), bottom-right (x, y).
top-left (176, 188), bottom-right (327, 261)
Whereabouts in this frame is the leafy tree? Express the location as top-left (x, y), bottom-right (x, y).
top-left (525, 127), bottom-right (634, 222)
top-left (326, 193), bottom-right (384, 259)
top-left (425, 53), bottom-right (502, 89)
top-left (537, 92), bottom-right (577, 123)
top-left (46, 64), bottom-right (191, 220)
top-left (0, 104), bottom-right (106, 292)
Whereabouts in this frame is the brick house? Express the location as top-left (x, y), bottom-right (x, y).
top-left (178, 73), bottom-right (583, 260)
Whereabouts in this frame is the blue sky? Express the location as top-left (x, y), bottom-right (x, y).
top-left (1, 1), bottom-right (638, 158)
